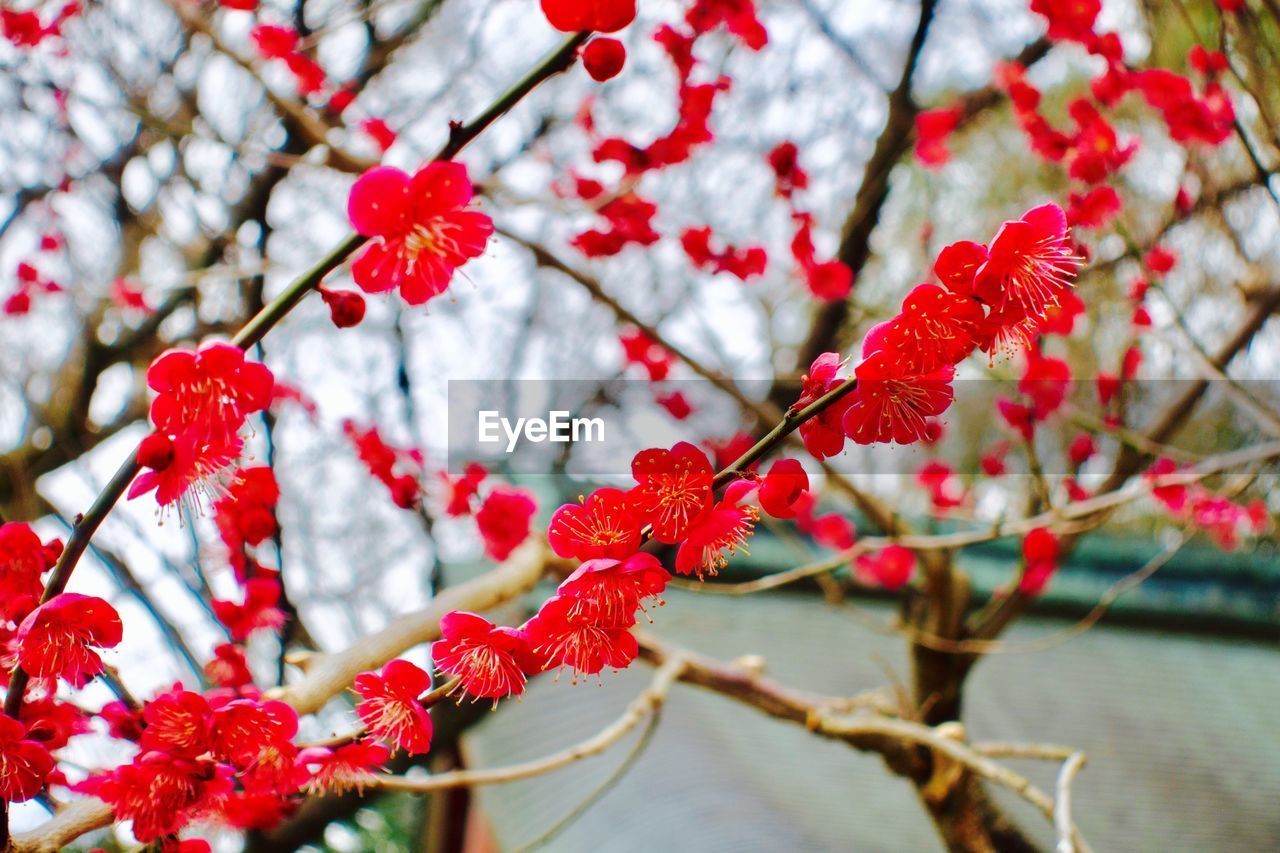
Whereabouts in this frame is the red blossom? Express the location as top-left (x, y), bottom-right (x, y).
top-left (674, 481), bottom-right (758, 578)
top-left (1020, 527), bottom-right (1061, 595)
top-left (630, 441), bottom-right (714, 543)
top-left (359, 117), bottom-right (397, 152)
top-left (680, 226), bottom-right (768, 280)
top-left (20, 697), bottom-right (88, 751)
top-left (1068, 433), bottom-right (1097, 466)
top-left (354, 659), bottom-right (434, 754)
top-left (128, 430), bottom-right (243, 508)
top-left (297, 741), bottom-right (389, 795)
top-left (206, 642), bottom-right (255, 689)
top-left (139, 687), bottom-right (212, 760)
top-left (619, 328), bottom-right (674, 381)
top-left (843, 351), bottom-right (954, 446)
top-left (855, 545), bottom-right (916, 590)
top-left (795, 352), bottom-right (852, 460)
top-left (757, 458), bottom-right (809, 519)
top-left (147, 342), bottom-right (274, 441)
top-left (211, 578), bottom-right (287, 642)
top-left (557, 553), bottom-right (670, 625)
top-left (880, 283), bottom-right (983, 372)
top-left (438, 462), bottom-right (487, 517)
top-left (525, 595), bottom-right (638, 678)
top-left (1066, 185), bottom-right (1122, 230)
top-left (686, 0), bottom-right (767, 49)
top-left (657, 390), bottom-right (694, 420)
top-left (347, 163), bottom-right (493, 305)
top-left (78, 753), bottom-right (233, 842)
top-left (17, 593), bottom-right (122, 687)
top-left (213, 466), bottom-right (280, 551)
top-left (209, 698), bottom-right (301, 794)
top-left (250, 24), bottom-right (297, 59)
top-left (475, 486), bottom-right (537, 560)
top-left (791, 213), bottom-right (853, 301)
top-left (1029, 0), bottom-right (1100, 43)
top-left (973, 203), bottom-right (1082, 326)
top-left (432, 611), bottom-right (536, 699)
top-left (914, 106), bottom-right (963, 169)
top-left (540, 0), bottom-right (636, 33)
top-left (917, 460), bottom-right (965, 511)
top-left (0, 714), bottom-right (54, 802)
top-left (0, 522), bottom-right (60, 621)
top-left (583, 37), bottom-right (627, 81)
top-left (767, 141), bottom-right (808, 198)
top-left (549, 487), bottom-right (642, 561)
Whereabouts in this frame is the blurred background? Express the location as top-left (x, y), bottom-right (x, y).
top-left (1, 0), bottom-right (1278, 849)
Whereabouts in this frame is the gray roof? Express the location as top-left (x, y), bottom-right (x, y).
top-left (464, 588), bottom-right (1280, 852)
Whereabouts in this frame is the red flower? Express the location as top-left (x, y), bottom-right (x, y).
top-left (619, 328), bottom-right (674, 381)
top-left (250, 24), bottom-right (297, 59)
top-left (354, 659), bottom-right (434, 754)
top-left (795, 352), bottom-right (852, 460)
top-left (17, 593), bottom-right (122, 687)
top-left (147, 342), bottom-right (274, 440)
top-left (285, 52), bottom-right (328, 96)
top-left (359, 118), bottom-right (397, 152)
top-left (1029, 0), bottom-right (1100, 43)
top-left (20, 697), bottom-right (88, 751)
top-left (129, 430), bottom-right (243, 509)
top-left (1068, 433), bottom-right (1097, 466)
top-left (347, 163), bottom-right (493, 305)
top-left (680, 226), bottom-right (767, 280)
top-left (880, 283), bottom-right (983, 372)
top-left (1020, 527), bottom-right (1060, 595)
top-left (934, 240), bottom-right (990, 297)
top-left (139, 687), bottom-right (212, 760)
top-left (206, 642), bottom-right (254, 689)
top-left (855, 545), bottom-right (916, 590)
top-left (674, 481), bottom-right (758, 578)
top-left (917, 460), bottom-right (965, 511)
top-left (973, 203), bottom-right (1082, 323)
top-left (1144, 245), bottom-right (1177, 275)
top-left (432, 611), bottom-right (535, 700)
top-left (211, 578), bottom-right (286, 641)
top-left (914, 106), bottom-right (963, 169)
top-left (767, 141), bottom-right (808, 198)
top-left (583, 37), bottom-right (626, 81)
top-left (1067, 185), bottom-right (1122, 230)
top-left (630, 442), bottom-right (715, 543)
top-left (571, 192), bottom-right (661, 256)
top-left (0, 522), bottom-right (60, 621)
top-left (297, 741), bottom-right (389, 795)
top-left (549, 487), bottom-right (642, 561)
top-left (320, 287), bottom-right (367, 328)
top-left (791, 213), bottom-right (853, 301)
top-left (843, 351), bottom-right (954, 446)
top-left (475, 486), bottom-right (537, 560)
top-left (540, 0), bottom-right (636, 33)
top-left (209, 698), bottom-right (301, 793)
top-left (0, 714), bottom-right (54, 801)
top-left (686, 0), bottom-right (768, 49)
top-left (1018, 351), bottom-right (1072, 418)
top-left (557, 553), bottom-right (670, 625)
top-left (438, 462), bottom-right (487, 517)
top-left (525, 595), bottom-right (638, 679)
top-left (213, 466), bottom-right (280, 550)
top-left (657, 390), bottom-right (694, 420)
top-left (809, 513), bottom-right (857, 551)
top-left (1065, 100), bottom-right (1135, 183)
top-left (757, 458), bottom-right (809, 519)
top-left (78, 753), bottom-right (233, 842)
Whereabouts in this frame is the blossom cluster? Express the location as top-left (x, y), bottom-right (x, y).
top-left (128, 342), bottom-right (275, 511)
